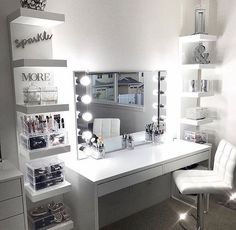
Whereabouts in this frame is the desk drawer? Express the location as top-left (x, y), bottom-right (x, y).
top-left (0, 214), bottom-right (25, 230)
top-left (163, 151), bottom-right (209, 174)
top-left (0, 179), bottom-right (22, 202)
top-left (97, 165), bottom-right (162, 197)
top-left (0, 196), bottom-right (23, 221)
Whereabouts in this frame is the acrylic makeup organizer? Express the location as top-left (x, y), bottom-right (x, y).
top-left (8, 8), bottom-right (73, 230)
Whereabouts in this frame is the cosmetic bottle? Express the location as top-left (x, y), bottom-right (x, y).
top-left (127, 135), bottom-right (134, 150)
top-left (122, 134), bottom-right (127, 148)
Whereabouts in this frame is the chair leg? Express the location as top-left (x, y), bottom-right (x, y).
top-left (197, 194), bottom-right (205, 230)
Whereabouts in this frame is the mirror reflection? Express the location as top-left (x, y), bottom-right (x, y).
top-left (91, 72), bottom-right (144, 106)
top-left (74, 70), bottom-right (167, 156)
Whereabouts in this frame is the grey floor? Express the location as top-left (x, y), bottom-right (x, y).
top-left (101, 196), bottom-right (236, 230)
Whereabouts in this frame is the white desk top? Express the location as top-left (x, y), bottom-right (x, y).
top-left (66, 140), bottom-right (211, 184)
top-left (0, 160), bottom-right (22, 183)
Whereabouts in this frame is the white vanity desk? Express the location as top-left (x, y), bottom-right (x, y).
top-left (65, 139), bottom-right (211, 230)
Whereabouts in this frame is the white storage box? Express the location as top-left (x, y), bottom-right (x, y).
top-left (186, 107), bottom-right (208, 120)
top-left (184, 130), bottom-right (208, 144)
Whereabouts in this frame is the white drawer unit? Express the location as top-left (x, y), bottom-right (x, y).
top-left (0, 214), bottom-right (25, 230)
top-left (0, 160), bottom-right (27, 230)
top-left (0, 196), bottom-right (23, 221)
top-left (163, 151), bottom-right (209, 174)
top-left (97, 165), bottom-right (163, 197)
top-left (0, 179), bottom-right (22, 202)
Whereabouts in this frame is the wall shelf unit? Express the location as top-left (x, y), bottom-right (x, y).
top-left (180, 118), bottom-right (213, 126)
top-left (8, 7), bottom-right (73, 229)
top-left (8, 8), bottom-right (65, 27)
top-left (178, 33), bottom-right (217, 141)
top-left (25, 181), bottom-right (72, 203)
top-left (13, 59), bottom-right (67, 68)
top-left (20, 144), bottom-right (71, 160)
top-left (180, 34), bottom-right (217, 43)
top-left (16, 104), bottom-right (69, 114)
top-left (181, 64), bottom-right (216, 70)
top-left (181, 91), bottom-right (214, 98)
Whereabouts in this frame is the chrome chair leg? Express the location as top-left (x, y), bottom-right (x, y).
top-left (197, 194), bottom-right (205, 230)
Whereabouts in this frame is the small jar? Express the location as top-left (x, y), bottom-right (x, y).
top-left (23, 86), bottom-right (41, 105)
top-left (41, 87), bottom-right (58, 105)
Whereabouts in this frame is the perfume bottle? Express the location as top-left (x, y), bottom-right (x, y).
top-left (127, 135), bottom-right (134, 150)
top-left (122, 134), bottom-right (127, 148)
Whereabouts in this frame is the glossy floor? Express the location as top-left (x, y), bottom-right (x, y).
top-left (101, 196), bottom-right (236, 230)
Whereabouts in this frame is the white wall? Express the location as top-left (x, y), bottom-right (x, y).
top-left (203, 0), bottom-right (236, 187)
top-left (46, 0), bottom-right (183, 147)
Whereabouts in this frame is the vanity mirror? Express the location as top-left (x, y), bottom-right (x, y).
top-left (74, 70), bottom-right (167, 159)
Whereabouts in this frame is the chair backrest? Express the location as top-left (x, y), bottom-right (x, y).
top-left (213, 139), bottom-right (236, 188)
top-left (93, 118), bottom-right (120, 138)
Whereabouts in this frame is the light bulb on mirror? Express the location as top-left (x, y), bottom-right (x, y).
top-left (152, 75), bottom-right (158, 82)
top-left (152, 115), bottom-right (158, 122)
top-left (153, 89), bottom-right (158, 96)
top-left (82, 112), bottom-right (93, 122)
top-left (152, 103), bottom-right (158, 109)
top-left (81, 95), bottom-right (92, 104)
top-left (80, 75), bottom-right (91, 86)
top-left (82, 130), bottom-right (92, 140)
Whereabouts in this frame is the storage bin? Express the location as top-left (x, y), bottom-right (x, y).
top-left (26, 158), bottom-right (64, 178)
top-left (20, 134), bottom-right (48, 150)
top-left (29, 176), bottom-right (64, 191)
top-left (27, 170), bottom-right (64, 184)
top-left (184, 130), bottom-right (208, 144)
top-left (28, 203), bottom-right (71, 230)
top-left (186, 107), bottom-right (208, 120)
top-left (49, 132), bottom-right (67, 147)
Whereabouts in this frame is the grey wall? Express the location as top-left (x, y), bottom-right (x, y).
top-left (0, 0), bottom-right (19, 166)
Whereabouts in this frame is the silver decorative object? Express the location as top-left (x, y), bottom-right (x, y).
top-left (195, 9), bottom-right (207, 34)
top-left (201, 80), bottom-right (209, 92)
top-left (20, 0), bottom-right (47, 11)
top-left (189, 80), bottom-right (198, 92)
top-left (194, 43), bottom-right (210, 64)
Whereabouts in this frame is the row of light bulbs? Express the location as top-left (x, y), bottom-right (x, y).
top-left (151, 72), bottom-right (166, 123)
top-left (77, 74), bottom-right (93, 140)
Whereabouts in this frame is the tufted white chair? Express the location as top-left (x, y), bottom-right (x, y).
top-left (93, 118), bottom-right (120, 138)
top-left (173, 139), bottom-right (236, 230)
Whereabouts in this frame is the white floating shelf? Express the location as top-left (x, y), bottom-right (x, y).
top-left (13, 59), bottom-right (67, 68)
top-left (180, 34), bottom-right (217, 43)
top-left (16, 104), bottom-right (69, 114)
top-left (25, 181), bottom-right (72, 203)
top-left (181, 91), bottom-right (214, 98)
top-left (8, 8), bottom-right (65, 27)
top-left (181, 64), bottom-right (216, 70)
top-left (180, 117), bottom-right (213, 126)
top-left (47, 220), bottom-right (74, 230)
top-left (20, 144), bottom-right (71, 160)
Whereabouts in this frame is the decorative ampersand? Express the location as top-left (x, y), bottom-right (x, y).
top-left (194, 43), bottom-right (210, 64)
